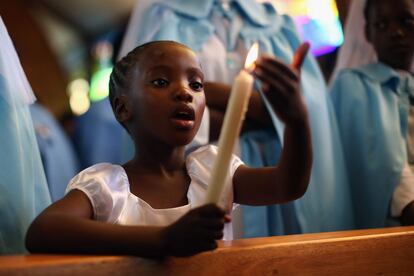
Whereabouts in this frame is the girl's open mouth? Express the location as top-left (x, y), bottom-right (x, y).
top-left (170, 105), bottom-right (195, 130)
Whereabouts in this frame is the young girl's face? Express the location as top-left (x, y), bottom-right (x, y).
top-left (128, 44), bottom-right (205, 147)
top-left (365, 0), bottom-right (414, 70)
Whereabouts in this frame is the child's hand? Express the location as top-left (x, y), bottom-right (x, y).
top-left (402, 201), bottom-right (414, 225)
top-left (253, 43), bottom-right (310, 126)
top-left (161, 204), bottom-right (229, 257)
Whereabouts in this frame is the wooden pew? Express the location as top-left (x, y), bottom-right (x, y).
top-left (1, 226), bottom-right (413, 275)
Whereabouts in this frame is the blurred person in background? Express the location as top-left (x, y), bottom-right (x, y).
top-left (0, 17), bottom-right (51, 254)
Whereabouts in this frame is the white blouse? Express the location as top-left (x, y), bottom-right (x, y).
top-left (66, 145), bottom-right (243, 240)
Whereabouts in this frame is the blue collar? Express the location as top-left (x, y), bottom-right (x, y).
top-left (160, 0), bottom-right (275, 26)
top-left (355, 62), bottom-right (414, 97)
top-left (353, 62), bottom-right (400, 84)
top-left (353, 62), bottom-right (402, 92)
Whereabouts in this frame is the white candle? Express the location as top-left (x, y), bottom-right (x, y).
top-left (206, 43), bottom-right (259, 204)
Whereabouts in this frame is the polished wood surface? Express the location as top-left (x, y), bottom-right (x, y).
top-left (1, 226), bottom-right (413, 275)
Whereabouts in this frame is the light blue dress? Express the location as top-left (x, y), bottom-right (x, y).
top-left (0, 18), bottom-right (51, 254)
top-left (119, 0), bottom-right (355, 236)
top-left (30, 103), bottom-right (80, 202)
top-left (331, 62), bottom-right (413, 229)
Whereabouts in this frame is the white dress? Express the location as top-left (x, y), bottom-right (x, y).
top-left (66, 145), bottom-right (243, 240)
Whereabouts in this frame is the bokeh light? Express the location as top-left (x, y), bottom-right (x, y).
top-left (67, 78), bottom-right (90, 115)
top-left (271, 0), bottom-right (344, 56)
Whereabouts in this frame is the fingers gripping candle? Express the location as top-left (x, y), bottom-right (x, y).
top-left (206, 43), bottom-right (259, 204)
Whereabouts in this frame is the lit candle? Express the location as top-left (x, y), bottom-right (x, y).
top-left (206, 43), bottom-right (259, 204)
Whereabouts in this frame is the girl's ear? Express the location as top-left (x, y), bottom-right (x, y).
top-left (113, 94), bottom-right (133, 124)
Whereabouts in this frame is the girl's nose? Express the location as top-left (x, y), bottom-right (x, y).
top-left (391, 25), bottom-right (406, 38)
top-left (173, 87), bottom-right (193, 103)
top-left (395, 28), bottom-right (405, 38)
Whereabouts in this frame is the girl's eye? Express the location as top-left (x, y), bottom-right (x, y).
top-left (403, 17), bottom-right (414, 27)
top-left (151, 79), bottom-right (169, 88)
top-left (375, 21), bottom-right (387, 30)
top-left (189, 81), bottom-right (203, 92)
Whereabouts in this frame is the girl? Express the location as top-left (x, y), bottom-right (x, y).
top-left (26, 40), bottom-right (312, 258)
top-left (331, 0), bottom-right (414, 228)
top-left (119, 0), bottom-right (354, 236)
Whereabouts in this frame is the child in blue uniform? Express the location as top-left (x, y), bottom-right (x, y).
top-left (331, 0), bottom-right (414, 228)
top-left (26, 41), bottom-right (312, 257)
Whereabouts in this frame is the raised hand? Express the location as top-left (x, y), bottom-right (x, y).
top-left (161, 204), bottom-right (229, 257)
top-left (253, 42), bottom-right (310, 126)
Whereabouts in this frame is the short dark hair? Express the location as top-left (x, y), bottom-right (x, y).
top-left (109, 40), bottom-right (191, 110)
top-left (108, 41), bottom-right (191, 131)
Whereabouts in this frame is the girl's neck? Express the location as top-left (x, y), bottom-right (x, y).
top-left (130, 139), bottom-right (187, 175)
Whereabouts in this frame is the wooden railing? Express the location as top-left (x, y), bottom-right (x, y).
top-left (1, 226), bottom-right (413, 275)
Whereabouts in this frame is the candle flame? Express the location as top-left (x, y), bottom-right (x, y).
top-left (244, 43), bottom-right (259, 70)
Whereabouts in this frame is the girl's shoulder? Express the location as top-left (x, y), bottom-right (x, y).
top-left (186, 144), bottom-right (221, 170)
top-left (68, 163), bottom-right (126, 185)
top-left (186, 145), bottom-right (243, 182)
top-left (65, 163), bottom-right (130, 222)
top-left (332, 62), bottom-right (401, 104)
